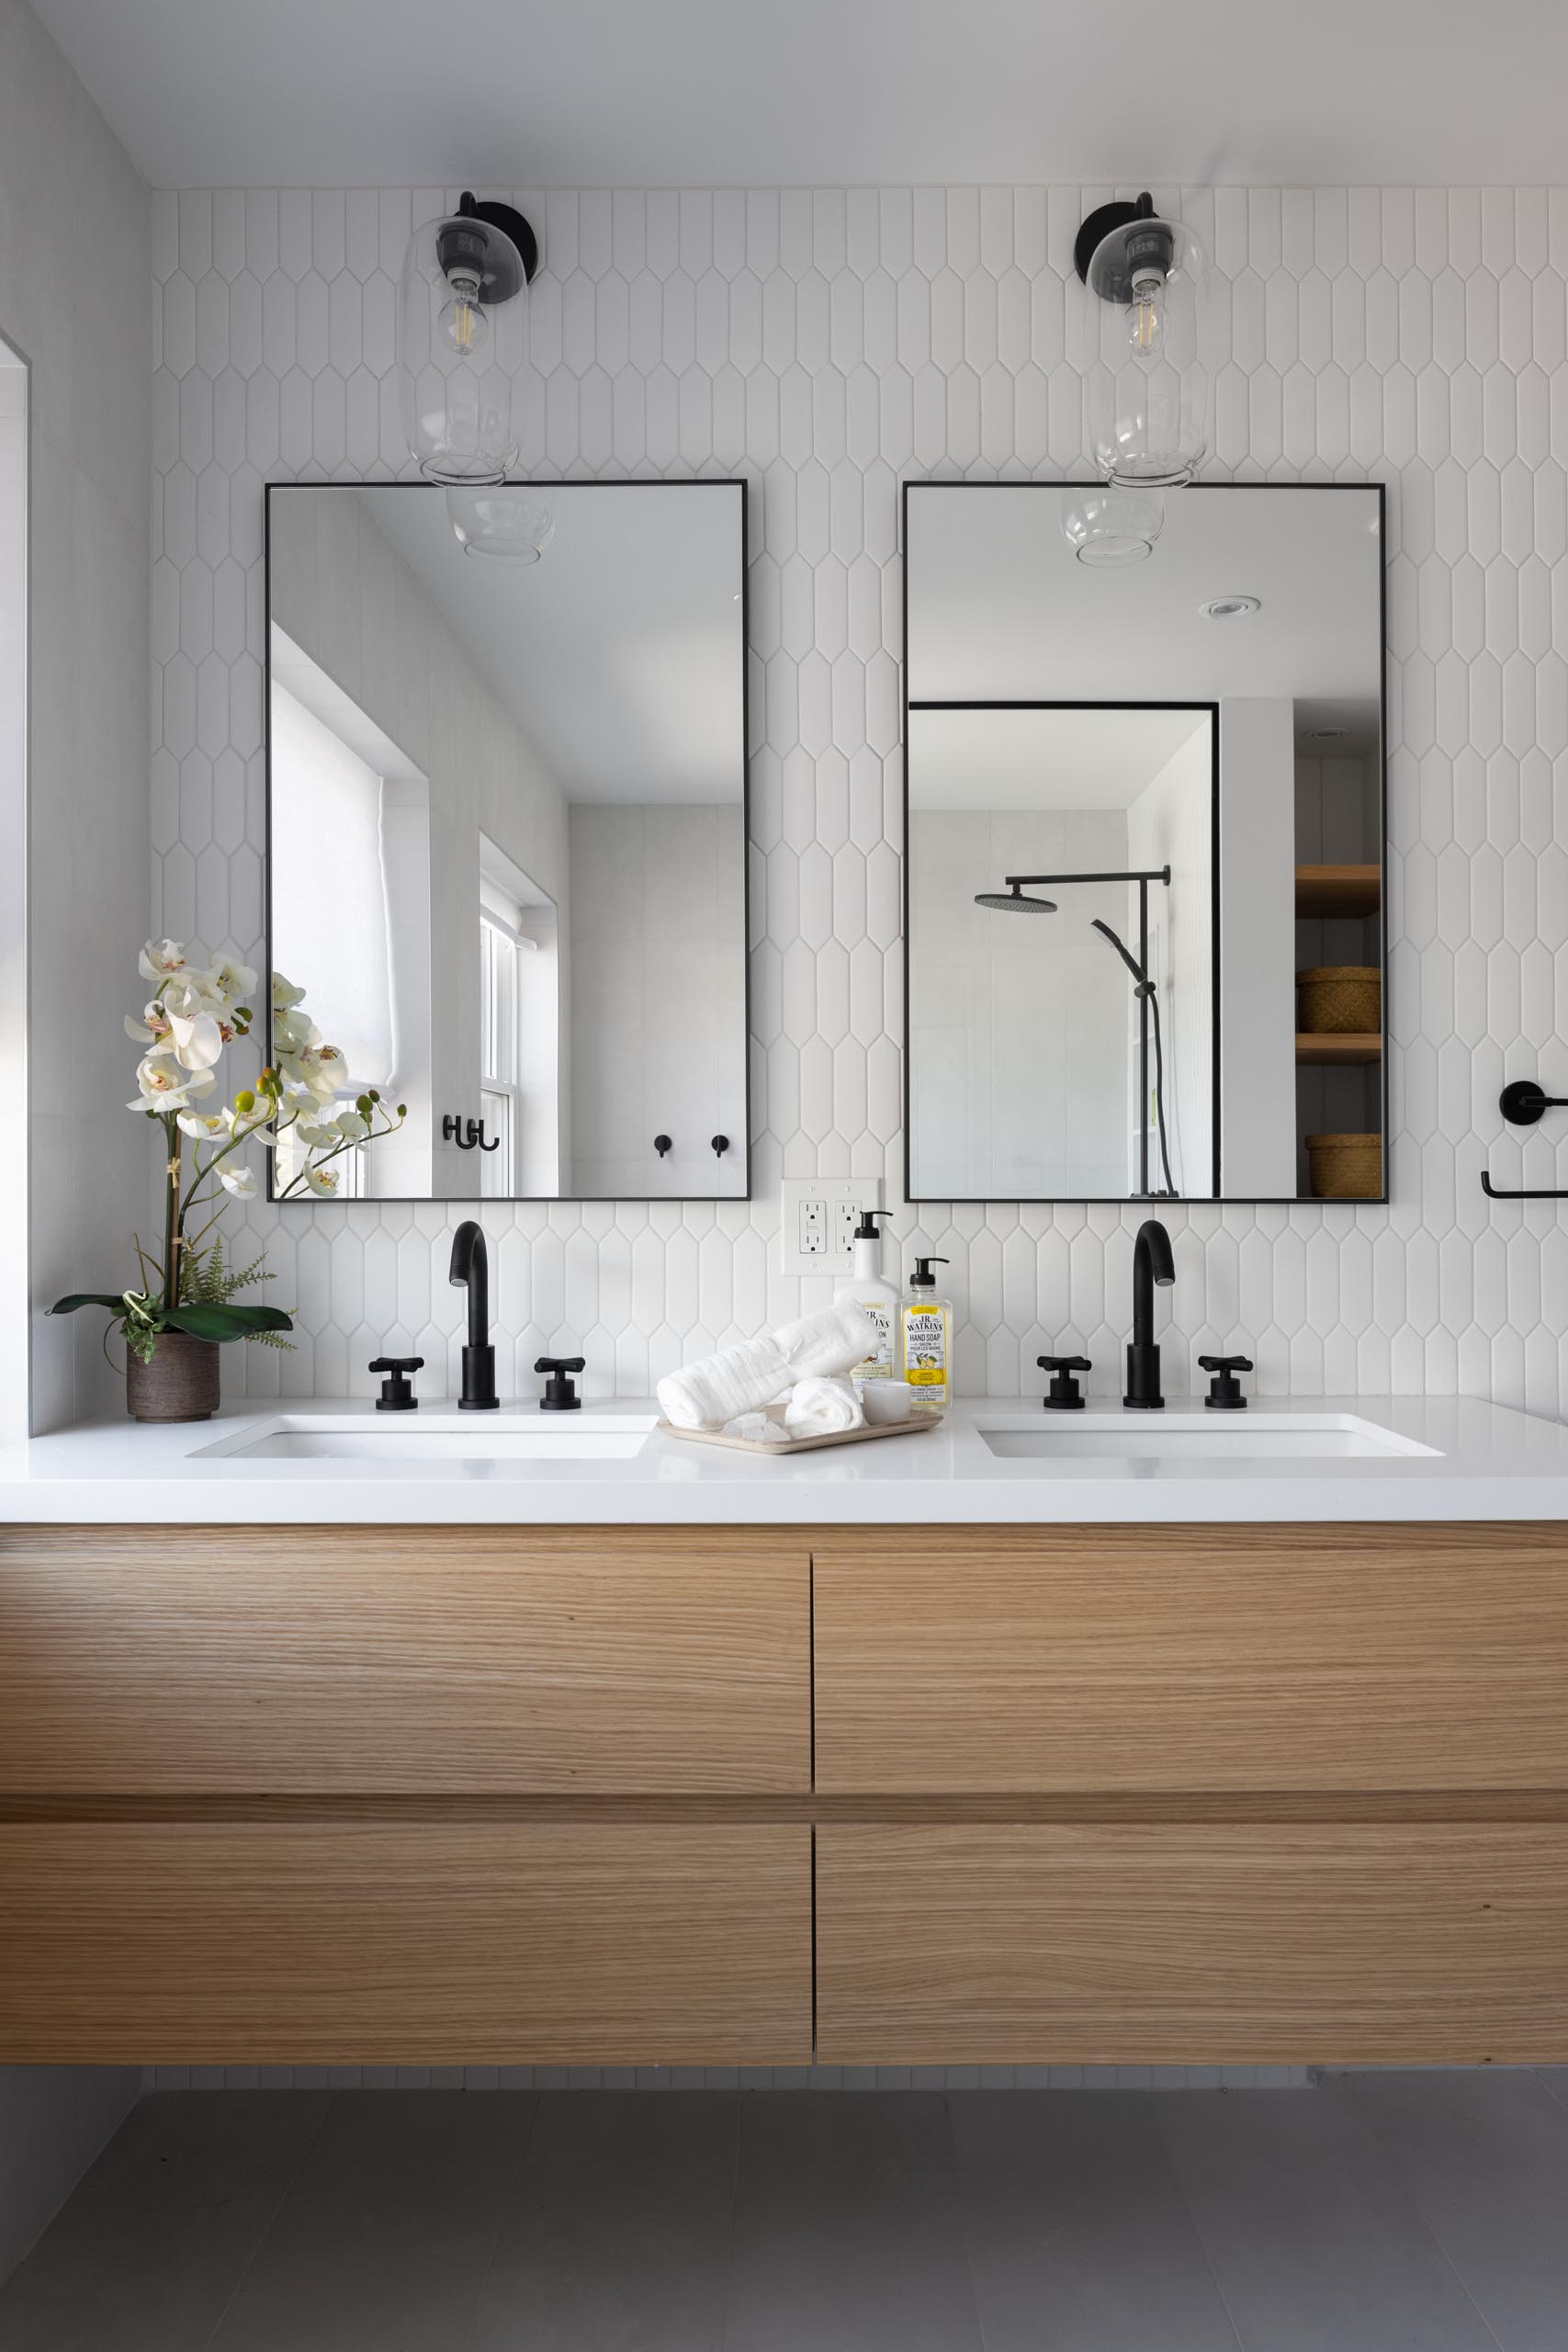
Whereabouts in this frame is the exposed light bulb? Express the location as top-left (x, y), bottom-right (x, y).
top-left (438, 273), bottom-right (490, 356)
top-left (1128, 266), bottom-right (1166, 357)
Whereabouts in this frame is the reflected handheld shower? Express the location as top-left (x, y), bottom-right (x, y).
top-left (1091, 919), bottom-right (1175, 1197)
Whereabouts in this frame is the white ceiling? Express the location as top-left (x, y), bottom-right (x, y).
top-left (907, 483), bottom-right (1382, 746)
top-left (910, 707), bottom-right (1211, 811)
top-left (327, 483), bottom-right (744, 804)
top-left (29, 0), bottom-right (1568, 191)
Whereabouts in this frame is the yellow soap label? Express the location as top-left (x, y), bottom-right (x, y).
top-left (903, 1306), bottom-right (947, 1385)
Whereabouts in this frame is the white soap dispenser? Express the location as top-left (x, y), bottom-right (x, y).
top-left (836, 1208), bottom-right (897, 1387)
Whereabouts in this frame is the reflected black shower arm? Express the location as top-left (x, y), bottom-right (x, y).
top-left (1002, 866), bottom-right (1172, 888)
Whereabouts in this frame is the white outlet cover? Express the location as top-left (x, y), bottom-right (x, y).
top-left (780, 1177), bottom-right (885, 1277)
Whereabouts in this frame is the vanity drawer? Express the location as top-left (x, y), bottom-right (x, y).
top-left (816, 1823), bottom-right (1568, 2064)
top-left (813, 1525), bottom-right (1568, 1793)
top-left (0, 1822), bottom-right (812, 2064)
top-left (0, 1528), bottom-right (810, 1794)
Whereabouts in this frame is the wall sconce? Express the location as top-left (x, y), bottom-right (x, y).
top-left (1075, 192), bottom-right (1210, 488)
top-left (398, 192), bottom-right (538, 483)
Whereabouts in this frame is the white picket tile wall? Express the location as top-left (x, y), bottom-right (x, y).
top-left (151, 184), bottom-right (1568, 1411)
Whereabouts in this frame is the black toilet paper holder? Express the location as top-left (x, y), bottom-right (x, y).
top-left (1482, 1079), bottom-right (1568, 1198)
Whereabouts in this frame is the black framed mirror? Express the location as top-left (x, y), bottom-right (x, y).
top-left (903, 481), bottom-right (1387, 1205)
top-left (265, 479), bottom-right (750, 1204)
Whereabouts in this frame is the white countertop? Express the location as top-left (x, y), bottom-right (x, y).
top-left (2, 1394), bottom-right (1568, 1523)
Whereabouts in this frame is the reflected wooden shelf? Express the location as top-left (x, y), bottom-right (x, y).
top-left (1295, 864), bottom-right (1381, 920)
top-left (1296, 1032), bottom-right (1382, 1066)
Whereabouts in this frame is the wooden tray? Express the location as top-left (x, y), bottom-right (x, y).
top-left (656, 1412), bottom-right (944, 1458)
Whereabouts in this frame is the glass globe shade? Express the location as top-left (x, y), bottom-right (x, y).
top-left (398, 209), bottom-right (526, 484)
top-left (1084, 212), bottom-right (1210, 487)
top-left (1060, 488), bottom-right (1167, 567)
top-left (446, 485), bottom-right (558, 561)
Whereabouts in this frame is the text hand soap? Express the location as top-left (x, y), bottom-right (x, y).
top-left (836, 1208), bottom-right (897, 1385)
top-left (901, 1254), bottom-right (952, 1414)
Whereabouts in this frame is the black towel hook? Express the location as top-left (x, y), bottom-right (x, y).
top-left (443, 1113), bottom-right (501, 1153)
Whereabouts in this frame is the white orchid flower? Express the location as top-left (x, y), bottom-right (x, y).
top-left (209, 956), bottom-right (257, 1003)
top-left (132, 1053), bottom-right (218, 1108)
top-left (294, 1119), bottom-right (343, 1148)
top-left (280, 1044), bottom-right (344, 1102)
top-left (166, 1004), bottom-right (225, 1072)
top-left (272, 971), bottom-right (306, 1011)
top-left (302, 1160), bottom-right (341, 1196)
top-left (176, 1110), bottom-right (228, 1141)
top-left (218, 1164), bottom-right (259, 1198)
top-left (332, 1108), bottom-right (369, 1142)
top-left (124, 1000), bottom-right (172, 1045)
top-left (139, 939), bottom-right (187, 984)
top-left (226, 1099), bottom-right (276, 1139)
top-left (271, 1009), bottom-right (319, 1057)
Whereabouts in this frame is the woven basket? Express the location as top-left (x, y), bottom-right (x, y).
top-left (1305, 1133), bottom-right (1382, 1200)
top-left (1298, 965), bottom-right (1381, 1034)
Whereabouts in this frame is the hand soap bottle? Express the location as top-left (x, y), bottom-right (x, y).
top-left (900, 1255), bottom-right (952, 1414)
top-left (836, 1208), bottom-right (897, 1386)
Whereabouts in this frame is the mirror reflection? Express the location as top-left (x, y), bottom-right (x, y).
top-left (905, 485), bottom-right (1385, 1204)
top-left (266, 481), bottom-right (748, 1201)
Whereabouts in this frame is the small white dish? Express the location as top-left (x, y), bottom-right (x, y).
top-left (861, 1383), bottom-right (914, 1425)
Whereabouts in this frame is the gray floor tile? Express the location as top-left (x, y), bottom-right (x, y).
top-left (208, 2090), bottom-right (536, 2352)
top-left (1156, 2087), bottom-right (1500, 2352)
top-left (948, 2090), bottom-right (1244, 2352)
top-left (1326, 2069), bottom-right (1568, 2352)
top-left (0, 2088), bottom-right (332, 2352)
top-left (725, 2092), bottom-right (983, 2352)
top-left (468, 2091), bottom-right (739, 2350)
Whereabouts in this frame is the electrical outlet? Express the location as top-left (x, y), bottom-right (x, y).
top-left (780, 1178), bottom-right (885, 1277)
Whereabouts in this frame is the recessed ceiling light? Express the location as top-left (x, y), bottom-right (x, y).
top-left (1305, 725), bottom-right (1348, 739)
top-left (1200, 594), bottom-right (1261, 619)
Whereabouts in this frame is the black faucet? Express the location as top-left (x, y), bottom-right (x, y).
top-left (1124, 1216), bottom-right (1175, 1409)
top-left (449, 1219), bottom-right (499, 1410)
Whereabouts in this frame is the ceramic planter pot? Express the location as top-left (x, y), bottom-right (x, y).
top-left (126, 1329), bottom-right (220, 1422)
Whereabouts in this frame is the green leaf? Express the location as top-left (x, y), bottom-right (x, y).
top-left (161, 1302), bottom-right (294, 1343)
top-left (49, 1294), bottom-right (136, 1317)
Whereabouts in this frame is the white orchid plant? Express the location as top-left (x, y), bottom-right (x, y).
top-left (51, 940), bottom-right (406, 1363)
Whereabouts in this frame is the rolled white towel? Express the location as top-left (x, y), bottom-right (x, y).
top-left (784, 1375), bottom-right (864, 1438)
top-left (774, 1300), bottom-right (880, 1383)
top-left (658, 1332), bottom-right (790, 1430)
top-left (723, 1407), bottom-right (791, 1446)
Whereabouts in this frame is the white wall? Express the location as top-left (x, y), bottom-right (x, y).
top-left (151, 181), bottom-right (1568, 1413)
top-left (569, 802), bottom-right (746, 1198)
top-left (0, 0), bottom-right (150, 2278)
top-left (2, 0), bottom-right (151, 1430)
top-left (1217, 700), bottom-right (1299, 1198)
top-left (909, 808), bottom-right (1128, 1199)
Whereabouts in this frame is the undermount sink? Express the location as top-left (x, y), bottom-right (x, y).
top-left (976, 1412), bottom-right (1440, 1463)
top-left (197, 1413), bottom-right (656, 1465)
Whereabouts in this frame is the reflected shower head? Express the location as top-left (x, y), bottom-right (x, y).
top-left (975, 883), bottom-right (1058, 913)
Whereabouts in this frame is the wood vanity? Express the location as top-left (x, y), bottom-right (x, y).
top-left (3, 1520), bottom-right (1568, 2065)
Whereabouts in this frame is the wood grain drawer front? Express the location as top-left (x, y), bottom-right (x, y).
top-left (814, 1525), bottom-right (1568, 1793)
top-left (0, 1823), bottom-right (812, 2064)
top-left (817, 1824), bottom-right (1568, 2065)
top-left (0, 1528), bottom-right (809, 1795)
